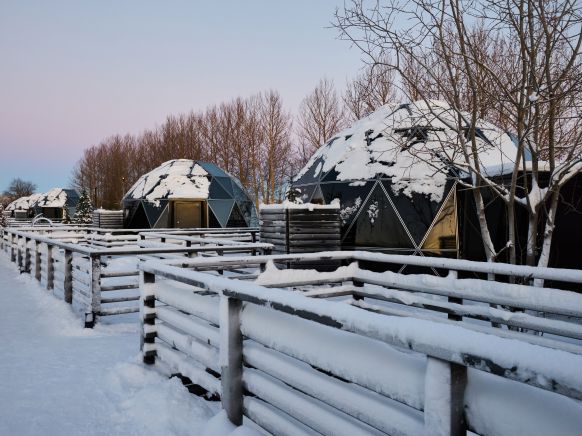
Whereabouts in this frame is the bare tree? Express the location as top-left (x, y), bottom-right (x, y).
top-left (259, 90), bottom-right (295, 204)
top-left (334, 0), bottom-right (582, 272)
top-left (344, 61), bottom-right (398, 120)
top-left (3, 178), bottom-right (37, 203)
top-left (297, 78), bottom-right (346, 164)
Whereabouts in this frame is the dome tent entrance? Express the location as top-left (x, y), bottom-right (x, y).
top-left (122, 160), bottom-right (257, 229)
top-left (291, 100), bottom-right (521, 256)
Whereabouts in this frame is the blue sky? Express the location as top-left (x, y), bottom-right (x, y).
top-left (0, 1), bottom-right (363, 192)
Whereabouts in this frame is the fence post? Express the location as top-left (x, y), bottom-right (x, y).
top-left (34, 241), bottom-right (41, 281)
top-left (64, 249), bottom-right (73, 304)
top-left (24, 237), bottom-right (32, 273)
top-left (447, 271), bottom-right (462, 321)
top-left (10, 233), bottom-right (16, 262)
top-left (46, 244), bottom-right (54, 290)
top-left (140, 270), bottom-right (157, 364)
top-left (17, 235), bottom-right (23, 269)
top-left (85, 255), bottom-right (101, 328)
top-left (220, 295), bottom-right (243, 426)
top-left (424, 357), bottom-right (467, 436)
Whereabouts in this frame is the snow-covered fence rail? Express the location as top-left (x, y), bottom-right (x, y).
top-left (0, 227), bottom-right (271, 327)
top-left (151, 251), bottom-right (582, 346)
top-left (139, 260), bottom-right (582, 436)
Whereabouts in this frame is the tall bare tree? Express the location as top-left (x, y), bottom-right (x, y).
top-left (297, 78), bottom-right (346, 164)
top-left (259, 90), bottom-right (294, 205)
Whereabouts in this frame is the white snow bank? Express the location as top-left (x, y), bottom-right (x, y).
top-left (106, 361), bottom-right (219, 436)
top-left (124, 160), bottom-right (210, 205)
top-left (0, 257), bottom-right (219, 436)
top-left (201, 410), bottom-right (264, 436)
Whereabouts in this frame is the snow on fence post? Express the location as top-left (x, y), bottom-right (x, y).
top-left (64, 249), bottom-right (73, 304)
top-left (424, 357), bottom-right (467, 436)
top-left (34, 241), bottom-right (41, 281)
top-left (46, 244), bottom-right (54, 290)
top-left (140, 270), bottom-right (157, 365)
top-left (220, 295), bottom-right (244, 426)
top-left (85, 254), bottom-right (101, 328)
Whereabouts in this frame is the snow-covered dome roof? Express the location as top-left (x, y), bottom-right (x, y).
top-left (123, 159), bottom-right (251, 204)
top-left (6, 188), bottom-right (76, 211)
top-left (124, 160), bottom-right (213, 204)
top-left (294, 100), bottom-right (520, 202)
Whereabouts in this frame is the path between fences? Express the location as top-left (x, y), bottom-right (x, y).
top-left (0, 256), bottom-right (220, 436)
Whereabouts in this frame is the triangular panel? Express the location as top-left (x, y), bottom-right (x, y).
top-left (142, 201), bottom-right (165, 227)
top-left (215, 177), bottom-right (234, 195)
top-left (128, 202), bottom-right (150, 229)
top-left (208, 207), bottom-right (221, 228)
top-left (209, 179), bottom-right (232, 199)
top-left (208, 199), bottom-right (235, 228)
top-left (352, 184), bottom-right (415, 249)
top-left (227, 203), bottom-right (247, 227)
top-left (310, 185), bottom-right (325, 204)
top-left (153, 204), bottom-right (170, 228)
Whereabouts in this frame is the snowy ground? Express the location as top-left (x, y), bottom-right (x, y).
top-left (0, 255), bottom-right (256, 436)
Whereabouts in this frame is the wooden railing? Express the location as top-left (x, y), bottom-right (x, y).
top-left (139, 254), bottom-right (582, 436)
top-left (0, 227), bottom-right (270, 327)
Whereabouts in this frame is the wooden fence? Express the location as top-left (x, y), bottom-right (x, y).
top-left (259, 204), bottom-right (341, 256)
top-left (139, 253), bottom-right (582, 436)
top-left (1, 226), bottom-right (270, 327)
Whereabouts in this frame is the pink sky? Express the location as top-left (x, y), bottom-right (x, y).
top-left (0, 1), bottom-right (363, 192)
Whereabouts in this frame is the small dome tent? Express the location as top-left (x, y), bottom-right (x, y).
top-left (291, 100), bottom-right (521, 256)
top-left (122, 159), bottom-right (258, 229)
top-left (6, 188), bottom-right (80, 220)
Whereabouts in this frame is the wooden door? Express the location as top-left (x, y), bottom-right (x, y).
top-left (173, 201), bottom-right (203, 228)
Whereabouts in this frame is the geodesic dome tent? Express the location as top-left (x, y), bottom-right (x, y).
top-left (6, 188), bottom-right (79, 220)
top-left (291, 100), bottom-right (521, 256)
top-left (122, 159), bottom-right (258, 229)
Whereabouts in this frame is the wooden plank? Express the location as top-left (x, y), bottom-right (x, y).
top-left (100, 296), bottom-right (140, 304)
top-left (424, 357), bottom-right (467, 436)
top-left (100, 284), bottom-right (139, 292)
top-left (98, 306), bottom-right (139, 316)
top-left (156, 306), bottom-right (220, 346)
top-left (220, 296), bottom-right (243, 426)
top-left (243, 397), bottom-right (320, 436)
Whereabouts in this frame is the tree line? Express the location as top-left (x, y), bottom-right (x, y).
top-left (71, 67), bottom-right (408, 210)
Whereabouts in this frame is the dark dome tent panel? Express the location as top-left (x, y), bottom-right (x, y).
top-left (122, 159), bottom-right (258, 229)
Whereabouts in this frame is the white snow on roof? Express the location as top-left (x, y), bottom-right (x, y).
top-left (260, 199), bottom-right (341, 211)
top-left (124, 159), bottom-right (210, 205)
top-left (6, 188), bottom-right (71, 211)
top-left (294, 100), bottom-right (521, 202)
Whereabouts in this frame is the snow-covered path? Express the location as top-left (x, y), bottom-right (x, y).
top-left (0, 257), bottom-right (219, 436)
